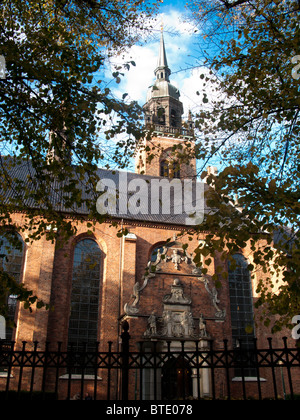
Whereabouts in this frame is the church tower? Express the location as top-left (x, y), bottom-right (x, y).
top-left (135, 29), bottom-right (196, 179)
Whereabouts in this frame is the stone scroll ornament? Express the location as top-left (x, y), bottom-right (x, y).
top-left (124, 242), bottom-right (226, 320)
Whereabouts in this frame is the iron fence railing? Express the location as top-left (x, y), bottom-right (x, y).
top-left (0, 324), bottom-right (299, 401)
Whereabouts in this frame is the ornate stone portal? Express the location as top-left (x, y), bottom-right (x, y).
top-left (124, 240), bottom-right (226, 320)
top-left (144, 278), bottom-right (210, 340)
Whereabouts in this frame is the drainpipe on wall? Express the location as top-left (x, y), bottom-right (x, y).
top-left (116, 219), bottom-right (124, 399)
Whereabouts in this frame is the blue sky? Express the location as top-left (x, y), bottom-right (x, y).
top-left (101, 1), bottom-right (223, 173)
top-left (108, 1), bottom-right (207, 120)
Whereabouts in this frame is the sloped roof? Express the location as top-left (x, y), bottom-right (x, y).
top-left (0, 156), bottom-right (210, 227)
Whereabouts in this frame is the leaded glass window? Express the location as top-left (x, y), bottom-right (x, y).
top-left (228, 254), bottom-right (256, 376)
top-left (68, 239), bottom-right (101, 352)
top-left (0, 232), bottom-right (24, 341)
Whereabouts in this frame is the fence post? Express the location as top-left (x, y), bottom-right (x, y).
top-left (283, 336), bottom-right (294, 400)
top-left (267, 337), bottom-right (278, 400)
top-left (223, 339), bottom-right (231, 400)
top-left (209, 340), bottom-right (216, 400)
top-left (121, 321), bottom-right (130, 401)
top-left (107, 341), bottom-right (112, 401)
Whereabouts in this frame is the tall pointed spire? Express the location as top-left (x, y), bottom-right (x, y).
top-left (143, 27), bottom-right (183, 129)
top-left (136, 27), bottom-right (196, 178)
top-left (155, 28), bottom-right (171, 82)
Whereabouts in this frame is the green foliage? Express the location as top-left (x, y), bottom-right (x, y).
top-left (0, 0), bottom-right (159, 317)
top-left (0, 268), bottom-right (49, 323)
top-left (0, 0), bottom-right (158, 240)
top-left (188, 0), bottom-right (300, 331)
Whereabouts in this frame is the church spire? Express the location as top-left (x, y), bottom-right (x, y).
top-left (136, 30), bottom-right (197, 178)
top-left (143, 29), bottom-right (183, 129)
top-left (155, 28), bottom-right (171, 82)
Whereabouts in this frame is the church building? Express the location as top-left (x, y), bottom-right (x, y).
top-left (0, 31), bottom-right (298, 400)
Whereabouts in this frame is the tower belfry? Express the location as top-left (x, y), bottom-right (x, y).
top-left (136, 29), bottom-right (196, 179)
top-left (143, 29), bottom-right (184, 130)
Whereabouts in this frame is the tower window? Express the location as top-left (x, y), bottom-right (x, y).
top-left (160, 160), bottom-right (169, 177)
top-left (160, 160), bottom-right (181, 178)
top-left (157, 108), bottom-right (165, 125)
top-left (172, 162), bottom-right (180, 179)
top-left (171, 109), bottom-right (177, 127)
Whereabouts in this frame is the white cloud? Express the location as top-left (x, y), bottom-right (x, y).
top-left (108, 10), bottom-right (199, 111)
top-left (112, 44), bottom-right (157, 105)
top-left (106, 8), bottom-right (225, 127)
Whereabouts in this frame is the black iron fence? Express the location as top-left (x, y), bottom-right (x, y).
top-left (0, 325), bottom-right (299, 401)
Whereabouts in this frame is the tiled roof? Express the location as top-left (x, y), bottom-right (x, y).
top-left (0, 156), bottom-right (210, 227)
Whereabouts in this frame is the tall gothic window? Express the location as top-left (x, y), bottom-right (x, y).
top-left (0, 232), bottom-right (24, 341)
top-left (68, 239), bottom-right (102, 351)
top-left (228, 253), bottom-right (256, 376)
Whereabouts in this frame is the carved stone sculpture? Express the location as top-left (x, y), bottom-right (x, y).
top-left (199, 313), bottom-right (209, 338)
top-left (124, 240), bottom-right (226, 321)
top-left (144, 311), bottom-right (157, 337)
top-left (163, 278), bottom-right (192, 305)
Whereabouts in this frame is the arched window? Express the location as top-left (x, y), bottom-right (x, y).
top-left (228, 254), bottom-right (256, 376)
top-left (157, 107), bottom-right (165, 125)
top-left (68, 239), bottom-right (102, 351)
top-left (0, 232), bottom-right (24, 341)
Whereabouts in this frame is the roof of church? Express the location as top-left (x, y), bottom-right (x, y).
top-left (1, 156), bottom-right (210, 227)
top-left (0, 31), bottom-right (209, 228)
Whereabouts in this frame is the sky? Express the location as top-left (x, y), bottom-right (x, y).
top-left (100, 1), bottom-right (224, 174)
top-left (107, 1), bottom-right (207, 121)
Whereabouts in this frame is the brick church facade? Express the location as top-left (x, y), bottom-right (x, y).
top-left (0, 31), bottom-right (299, 400)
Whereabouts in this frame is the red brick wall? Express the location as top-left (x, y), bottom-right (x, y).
top-left (135, 136), bottom-right (197, 179)
top-left (2, 213), bottom-right (299, 399)
top-left (6, 213), bottom-right (297, 350)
